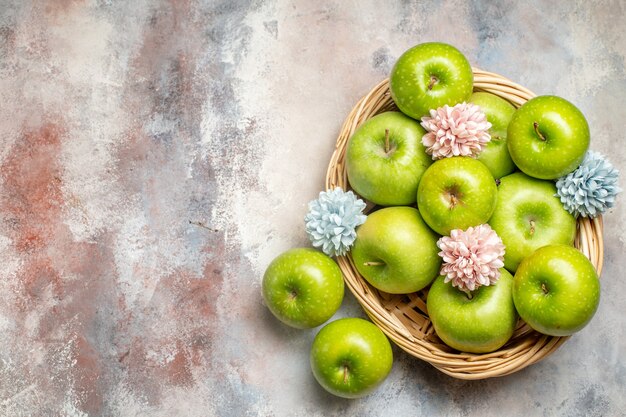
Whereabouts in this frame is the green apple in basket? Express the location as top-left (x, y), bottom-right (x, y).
top-left (427, 269), bottom-right (518, 353)
top-left (390, 42), bottom-right (474, 119)
top-left (310, 318), bottom-right (393, 398)
top-left (507, 95), bottom-right (590, 180)
top-left (351, 206), bottom-right (441, 294)
top-left (513, 244), bottom-right (600, 336)
top-left (417, 156), bottom-right (498, 236)
top-left (345, 111), bottom-right (432, 206)
top-left (471, 92), bottom-right (517, 179)
top-left (262, 248), bottom-right (344, 329)
top-left (488, 172), bottom-right (577, 273)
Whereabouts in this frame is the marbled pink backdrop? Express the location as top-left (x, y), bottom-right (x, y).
top-left (1, 1), bottom-right (624, 416)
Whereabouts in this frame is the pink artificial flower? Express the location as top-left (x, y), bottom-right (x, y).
top-left (421, 102), bottom-right (492, 160)
top-left (437, 224), bottom-right (505, 293)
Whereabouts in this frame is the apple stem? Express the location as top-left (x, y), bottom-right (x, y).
top-left (529, 220), bottom-right (536, 236)
top-left (384, 128), bottom-right (390, 154)
top-left (445, 186), bottom-right (462, 209)
top-left (463, 289), bottom-right (473, 300)
top-left (343, 364), bottom-right (349, 384)
top-left (541, 283), bottom-right (549, 294)
top-left (428, 75), bottom-right (438, 90)
top-left (533, 122), bottom-right (547, 142)
top-left (449, 193), bottom-right (459, 209)
top-left (363, 261), bottom-right (384, 266)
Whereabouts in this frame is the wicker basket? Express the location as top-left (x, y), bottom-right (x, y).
top-left (325, 68), bottom-right (604, 380)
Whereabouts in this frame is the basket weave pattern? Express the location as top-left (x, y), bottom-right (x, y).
top-left (325, 69), bottom-right (604, 379)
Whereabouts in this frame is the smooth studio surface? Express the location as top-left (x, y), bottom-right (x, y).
top-left (0, 1), bottom-right (624, 416)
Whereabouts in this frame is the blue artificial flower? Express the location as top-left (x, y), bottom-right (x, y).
top-left (556, 151), bottom-right (621, 218)
top-left (304, 188), bottom-right (367, 257)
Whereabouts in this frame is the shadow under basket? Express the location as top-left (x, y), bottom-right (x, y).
top-left (325, 68), bottom-right (604, 380)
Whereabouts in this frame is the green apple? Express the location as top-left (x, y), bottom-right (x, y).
top-left (310, 318), bottom-right (393, 398)
top-left (417, 156), bottom-right (497, 236)
top-left (513, 245), bottom-right (600, 336)
top-left (471, 92), bottom-right (517, 179)
top-left (489, 172), bottom-right (576, 273)
top-left (427, 269), bottom-right (517, 353)
top-left (390, 42), bottom-right (474, 119)
top-left (507, 95), bottom-right (590, 179)
top-left (346, 111), bottom-right (432, 206)
top-left (351, 206), bottom-right (441, 294)
top-left (262, 248), bottom-right (344, 329)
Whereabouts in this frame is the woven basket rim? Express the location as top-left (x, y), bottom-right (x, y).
top-left (325, 68), bottom-right (604, 380)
